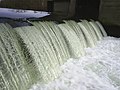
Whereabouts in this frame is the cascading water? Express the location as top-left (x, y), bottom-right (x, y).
top-left (30, 37), bottom-right (120, 90)
top-left (0, 24), bottom-right (31, 90)
top-left (0, 20), bottom-right (107, 90)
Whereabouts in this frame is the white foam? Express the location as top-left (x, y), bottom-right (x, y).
top-left (30, 37), bottom-right (120, 90)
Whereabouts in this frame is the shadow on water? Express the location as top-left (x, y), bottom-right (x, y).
top-left (103, 24), bottom-right (120, 38)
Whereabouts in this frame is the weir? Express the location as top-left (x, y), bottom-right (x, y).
top-left (0, 20), bottom-right (107, 90)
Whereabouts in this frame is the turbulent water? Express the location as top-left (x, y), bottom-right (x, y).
top-left (0, 20), bottom-right (108, 90)
top-left (30, 37), bottom-right (120, 90)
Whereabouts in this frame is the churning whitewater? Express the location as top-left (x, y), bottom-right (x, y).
top-left (30, 37), bottom-right (120, 90)
top-left (0, 19), bottom-right (118, 90)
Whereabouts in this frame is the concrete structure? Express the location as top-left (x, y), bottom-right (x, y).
top-left (0, 0), bottom-right (48, 11)
top-left (99, 0), bottom-right (120, 25)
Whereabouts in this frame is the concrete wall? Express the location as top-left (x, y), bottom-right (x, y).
top-left (0, 0), bottom-right (48, 11)
top-left (53, 0), bottom-right (76, 18)
top-left (99, 0), bottom-right (120, 25)
top-left (54, 1), bottom-right (69, 16)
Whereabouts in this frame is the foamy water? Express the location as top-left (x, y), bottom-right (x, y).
top-left (0, 20), bottom-right (106, 90)
top-left (30, 37), bottom-right (120, 90)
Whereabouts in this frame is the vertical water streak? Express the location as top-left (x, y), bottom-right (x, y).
top-left (0, 24), bottom-right (31, 90)
top-left (95, 21), bottom-right (107, 37)
top-left (38, 21), bottom-right (66, 64)
top-left (58, 23), bottom-right (83, 58)
top-left (44, 21), bottom-right (70, 62)
top-left (89, 21), bottom-right (103, 40)
top-left (63, 20), bottom-right (87, 54)
top-left (32, 22), bottom-right (61, 66)
top-left (80, 20), bottom-right (98, 44)
top-left (77, 22), bottom-right (95, 47)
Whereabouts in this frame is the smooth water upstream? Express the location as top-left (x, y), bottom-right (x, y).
top-left (0, 20), bottom-right (108, 90)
